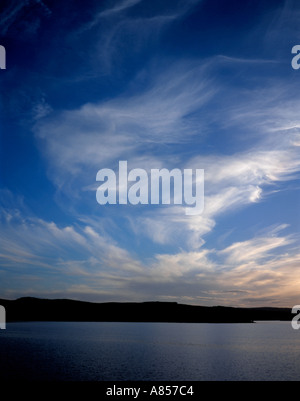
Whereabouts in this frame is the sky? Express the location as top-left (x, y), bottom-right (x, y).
top-left (0, 0), bottom-right (299, 307)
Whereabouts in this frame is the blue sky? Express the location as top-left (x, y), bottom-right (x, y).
top-left (0, 0), bottom-right (299, 307)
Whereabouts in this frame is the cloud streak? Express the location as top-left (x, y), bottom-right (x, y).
top-left (0, 197), bottom-right (299, 307)
top-left (33, 52), bottom-right (300, 255)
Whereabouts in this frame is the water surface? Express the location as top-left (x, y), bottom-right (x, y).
top-left (0, 321), bottom-right (299, 381)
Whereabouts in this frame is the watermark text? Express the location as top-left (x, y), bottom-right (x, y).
top-left (0, 45), bottom-right (6, 69)
top-left (291, 45), bottom-right (300, 70)
top-left (291, 305), bottom-right (300, 330)
top-left (96, 161), bottom-right (204, 215)
top-left (0, 305), bottom-right (5, 329)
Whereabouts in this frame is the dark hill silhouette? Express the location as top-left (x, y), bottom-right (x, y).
top-left (0, 297), bottom-right (293, 323)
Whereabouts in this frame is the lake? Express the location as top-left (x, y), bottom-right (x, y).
top-left (0, 321), bottom-right (299, 381)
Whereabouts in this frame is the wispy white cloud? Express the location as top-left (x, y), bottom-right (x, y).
top-left (129, 225), bottom-right (300, 307)
top-left (262, 0), bottom-right (300, 51)
top-left (34, 60), bottom-right (214, 191)
top-left (219, 225), bottom-right (293, 265)
top-left (0, 0), bottom-right (51, 36)
top-left (33, 51), bottom-right (300, 254)
top-left (84, 0), bottom-right (143, 27)
top-left (0, 196), bottom-right (299, 306)
top-left (130, 143), bottom-right (300, 249)
top-left (0, 0), bottom-right (28, 34)
top-left (75, 0), bottom-right (201, 74)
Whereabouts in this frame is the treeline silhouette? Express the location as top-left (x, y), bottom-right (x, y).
top-left (0, 297), bottom-right (293, 323)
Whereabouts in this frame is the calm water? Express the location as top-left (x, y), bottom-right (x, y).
top-left (0, 321), bottom-right (299, 381)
